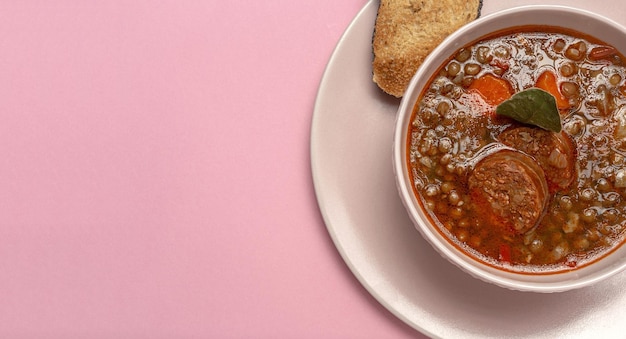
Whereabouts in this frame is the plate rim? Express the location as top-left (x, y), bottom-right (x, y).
top-left (310, 1), bottom-right (436, 336)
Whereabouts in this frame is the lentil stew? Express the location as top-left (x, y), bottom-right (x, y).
top-left (407, 26), bottom-right (626, 273)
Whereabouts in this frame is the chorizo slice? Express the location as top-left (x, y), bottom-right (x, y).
top-left (468, 150), bottom-right (549, 235)
top-left (498, 126), bottom-right (577, 193)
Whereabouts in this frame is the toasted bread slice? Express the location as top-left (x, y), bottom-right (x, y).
top-left (372, 0), bottom-right (482, 97)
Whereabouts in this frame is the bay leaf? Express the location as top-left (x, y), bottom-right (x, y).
top-left (496, 88), bottom-right (562, 132)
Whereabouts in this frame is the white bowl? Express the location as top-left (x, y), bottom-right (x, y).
top-left (393, 5), bottom-right (626, 293)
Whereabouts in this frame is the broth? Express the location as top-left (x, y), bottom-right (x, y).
top-left (408, 26), bottom-right (626, 273)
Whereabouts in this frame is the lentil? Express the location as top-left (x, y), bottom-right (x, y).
top-left (408, 27), bottom-right (626, 273)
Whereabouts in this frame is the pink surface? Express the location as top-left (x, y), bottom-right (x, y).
top-left (17, 0), bottom-right (626, 337)
top-left (0, 0), bottom-right (418, 337)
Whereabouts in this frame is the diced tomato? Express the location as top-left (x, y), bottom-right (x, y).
top-left (498, 243), bottom-right (512, 263)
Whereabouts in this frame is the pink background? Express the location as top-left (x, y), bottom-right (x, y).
top-left (0, 0), bottom-right (420, 337)
top-left (8, 0), bottom-right (623, 337)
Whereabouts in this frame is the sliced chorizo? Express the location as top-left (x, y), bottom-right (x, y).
top-left (468, 150), bottom-right (549, 235)
top-left (498, 126), bottom-right (577, 193)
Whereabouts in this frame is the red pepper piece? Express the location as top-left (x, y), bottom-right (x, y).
top-left (499, 243), bottom-right (511, 263)
top-left (589, 46), bottom-right (618, 61)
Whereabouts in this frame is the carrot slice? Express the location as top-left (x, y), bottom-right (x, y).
top-left (468, 74), bottom-right (513, 106)
top-left (535, 70), bottom-right (570, 110)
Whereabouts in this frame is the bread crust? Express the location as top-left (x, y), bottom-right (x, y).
top-left (372, 0), bottom-right (482, 97)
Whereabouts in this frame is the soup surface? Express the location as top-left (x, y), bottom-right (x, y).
top-left (408, 26), bottom-right (626, 273)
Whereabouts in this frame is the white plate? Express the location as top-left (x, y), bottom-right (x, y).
top-left (311, 0), bottom-right (626, 337)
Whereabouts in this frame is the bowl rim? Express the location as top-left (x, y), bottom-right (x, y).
top-left (393, 4), bottom-right (626, 292)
